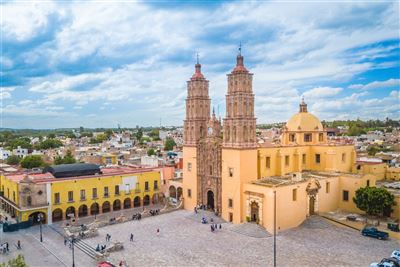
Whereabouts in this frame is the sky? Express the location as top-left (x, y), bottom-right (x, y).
top-left (1, 0), bottom-right (399, 129)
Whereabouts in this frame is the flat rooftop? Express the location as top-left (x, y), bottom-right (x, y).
top-left (377, 180), bottom-right (400, 196)
top-left (252, 171), bottom-right (359, 187)
top-left (2, 166), bottom-right (158, 184)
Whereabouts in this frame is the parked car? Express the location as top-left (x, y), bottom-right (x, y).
top-left (370, 258), bottom-right (400, 267)
top-left (362, 227), bottom-right (389, 240)
top-left (391, 250), bottom-right (400, 261)
top-left (388, 222), bottom-right (399, 232)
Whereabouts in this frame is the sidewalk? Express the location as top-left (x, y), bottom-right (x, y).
top-left (320, 213), bottom-right (400, 240)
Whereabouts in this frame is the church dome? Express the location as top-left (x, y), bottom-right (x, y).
top-left (285, 99), bottom-right (323, 132)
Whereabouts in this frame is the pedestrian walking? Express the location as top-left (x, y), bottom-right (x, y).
top-left (130, 233), bottom-right (134, 242)
top-left (156, 228), bottom-right (160, 236)
top-left (64, 239), bottom-right (67, 246)
top-left (17, 240), bottom-right (21, 250)
top-left (219, 224), bottom-right (222, 229)
top-left (6, 243), bottom-right (9, 252)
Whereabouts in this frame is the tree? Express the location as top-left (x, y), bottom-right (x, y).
top-left (6, 155), bottom-right (21, 165)
top-left (0, 254), bottom-right (28, 267)
top-left (39, 138), bottom-right (63, 149)
top-left (54, 150), bottom-right (76, 165)
top-left (20, 155), bottom-right (44, 169)
top-left (105, 129), bottom-right (114, 138)
top-left (135, 128), bottom-right (143, 141)
top-left (147, 148), bottom-right (156, 156)
top-left (6, 138), bottom-right (32, 150)
top-left (164, 137), bottom-right (176, 151)
top-left (47, 133), bottom-right (56, 139)
top-left (353, 186), bottom-right (396, 218)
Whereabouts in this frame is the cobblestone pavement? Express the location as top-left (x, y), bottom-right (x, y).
top-left (2, 210), bottom-right (399, 267)
top-left (84, 210), bottom-right (398, 267)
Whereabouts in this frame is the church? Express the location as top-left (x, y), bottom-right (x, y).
top-left (182, 51), bottom-right (376, 233)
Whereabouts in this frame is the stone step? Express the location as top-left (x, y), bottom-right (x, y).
top-left (228, 223), bottom-right (272, 238)
top-left (74, 239), bottom-right (97, 259)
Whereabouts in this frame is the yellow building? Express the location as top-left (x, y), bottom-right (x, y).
top-left (0, 164), bottom-right (161, 224)
top-left (182, 52), bottom-right (392, 232)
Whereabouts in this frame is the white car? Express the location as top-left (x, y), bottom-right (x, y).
top-left (391, 250), bottom-right (400, 261)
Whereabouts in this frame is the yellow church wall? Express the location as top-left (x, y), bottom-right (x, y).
top-left (182, 146), bottom-right (198, 211)
top-left (338, 174), bottom-right (376, 213)
top-left (354, 163), bottom-right (386, 180)
top-left (317, 177), bottom-right (340, 213)
top-left (221, 148), bottom-right (258, 224)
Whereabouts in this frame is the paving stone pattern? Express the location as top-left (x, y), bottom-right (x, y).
top-left (1, 210), bottom-right (398, 267)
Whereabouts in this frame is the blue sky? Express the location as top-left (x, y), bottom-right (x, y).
top-left (1, 0), bottom-right (399, 129)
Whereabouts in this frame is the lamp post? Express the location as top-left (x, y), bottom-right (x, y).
top-left (38, 213), bottom-right (44, 242)
top-left (71, 237), bottom-right (76, 267)
top-left (273, 190), bottom-right (276, 267)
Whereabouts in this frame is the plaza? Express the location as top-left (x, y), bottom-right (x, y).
top-left (1, 209), bottom-right (398, 266)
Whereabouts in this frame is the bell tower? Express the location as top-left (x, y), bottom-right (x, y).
top-left (221, 47), bottom-right (258, 224)
top-left (223, 48), bottom-right (256, 148)
top-left (183, 56), bottom-right (211, 211)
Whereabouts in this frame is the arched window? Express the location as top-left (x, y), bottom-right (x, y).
top-left (243, 126), bottom-right (248, 142)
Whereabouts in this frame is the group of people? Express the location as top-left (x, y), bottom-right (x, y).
top-left (1, 240), bottom-right (21, 254)
top-left (95, 244), bottom-right (107, 252)
top-left (132, 213), bottom-right (142, 220)
top-left (149, 209), bottom-right (160, 216)
top-left (211, 224), bottom-right (222, 232)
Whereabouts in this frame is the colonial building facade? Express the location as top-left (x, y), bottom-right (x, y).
top-left (183, 51), bottom-right (387, 232)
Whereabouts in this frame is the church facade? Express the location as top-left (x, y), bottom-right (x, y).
top-left (182, 52), bottom-right (377, 233)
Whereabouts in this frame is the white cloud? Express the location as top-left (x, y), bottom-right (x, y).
top-left (303, 87), bottom-right (343, 99)
top-left (349, 78), bottom-right (400, 90)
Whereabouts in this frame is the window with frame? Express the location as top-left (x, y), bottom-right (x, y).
top-left (92, 188), bottom-right (97, 199)
top-left (187, 162), bottom-right (192, 172)
top-left (145, 181), bottom-right (149, 191)
top-left (326, 182), bottom-right (330, 193)
top-left (80, 189), bottom-right (86, 200)
top-left (304, 133), bottom-right (312, 142)
top-left (302, 154), bottom-right (306, 165)
top-left (343, 190), bottom-right (349, 201)
top-left (266, 157), bottom-right (270, 168)
top-left (315, 154), bottom-right (321, 164)
top-left (229, 212), bottom-right (233, 222)
top-left (115, 185), bottom-right (120, 195)
top-left (341, 153), bottom-right (346, 162)
top-left (285, 155), bottom-right (290, 166)
top-left (154, 180), bottom-right (158, 190)
top-left (319, 133), bottom-right (324, 142)
top-left (228, 198), bottom-right (233, 208)
top-left (13, 191), bottom-right (15, 202)
top-left (54, 193), bottom-right (60, 204)
top-left (367, 180), bottom-right (370, 187)
top-left (292, 189), bottom-right (297, 201)
top-left (104, 186), bottom-right (109, 197)
top-left (289, 134), bottom-right (296, 142)
top-left (68, 191), bottom-right (74, 202)
top-left (188, 189), bottom-right (191, 198)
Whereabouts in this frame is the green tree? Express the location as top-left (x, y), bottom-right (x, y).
top-left (7, 138), bottom-right (32, 149)
top-left (54, 150), bottom-right (76, 165)
top-left (135, 128), bottom-right (143, 141)
top-left (39, 138), bottom-right (63, 149)
top-left (164, 137), bottom-right (176, 151)
top-left (47, 133), bottom-right (56, 139)
top-left (147, 148), bottom-right (156, 156)
top-left (353, 186), bottom-right (396, 218)
top-left (20, 155), bottom-right (44, 169)
top-left (105, 129), bottom-right (114, 138)
top-left (0, 254), bottom-right (28, 267)
top-left (6, 155), bottom-right (21, 165)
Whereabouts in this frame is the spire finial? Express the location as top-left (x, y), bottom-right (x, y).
top-left (239, 42), bottom-right (242, 55)
top-left (196, 52), bottom-right (199, 64)
top-left (300, 96), bottom-right (307, 112)
top-left (212, 107), bottom-right (215, 116)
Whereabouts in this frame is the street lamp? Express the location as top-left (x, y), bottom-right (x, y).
top-left (273, 190), bottom-right (276, 267)
top-left (38, 213), bottom-right (44, 242)
top-left (71, 237), bottom-right (76, 267)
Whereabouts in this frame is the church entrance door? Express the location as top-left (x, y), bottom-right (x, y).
top-left (250, 201), bottom-right (259, 222)
top-left (207, 190), bottom-right (214, 210)
top-left (309, 195), bottom-right (315, 215)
